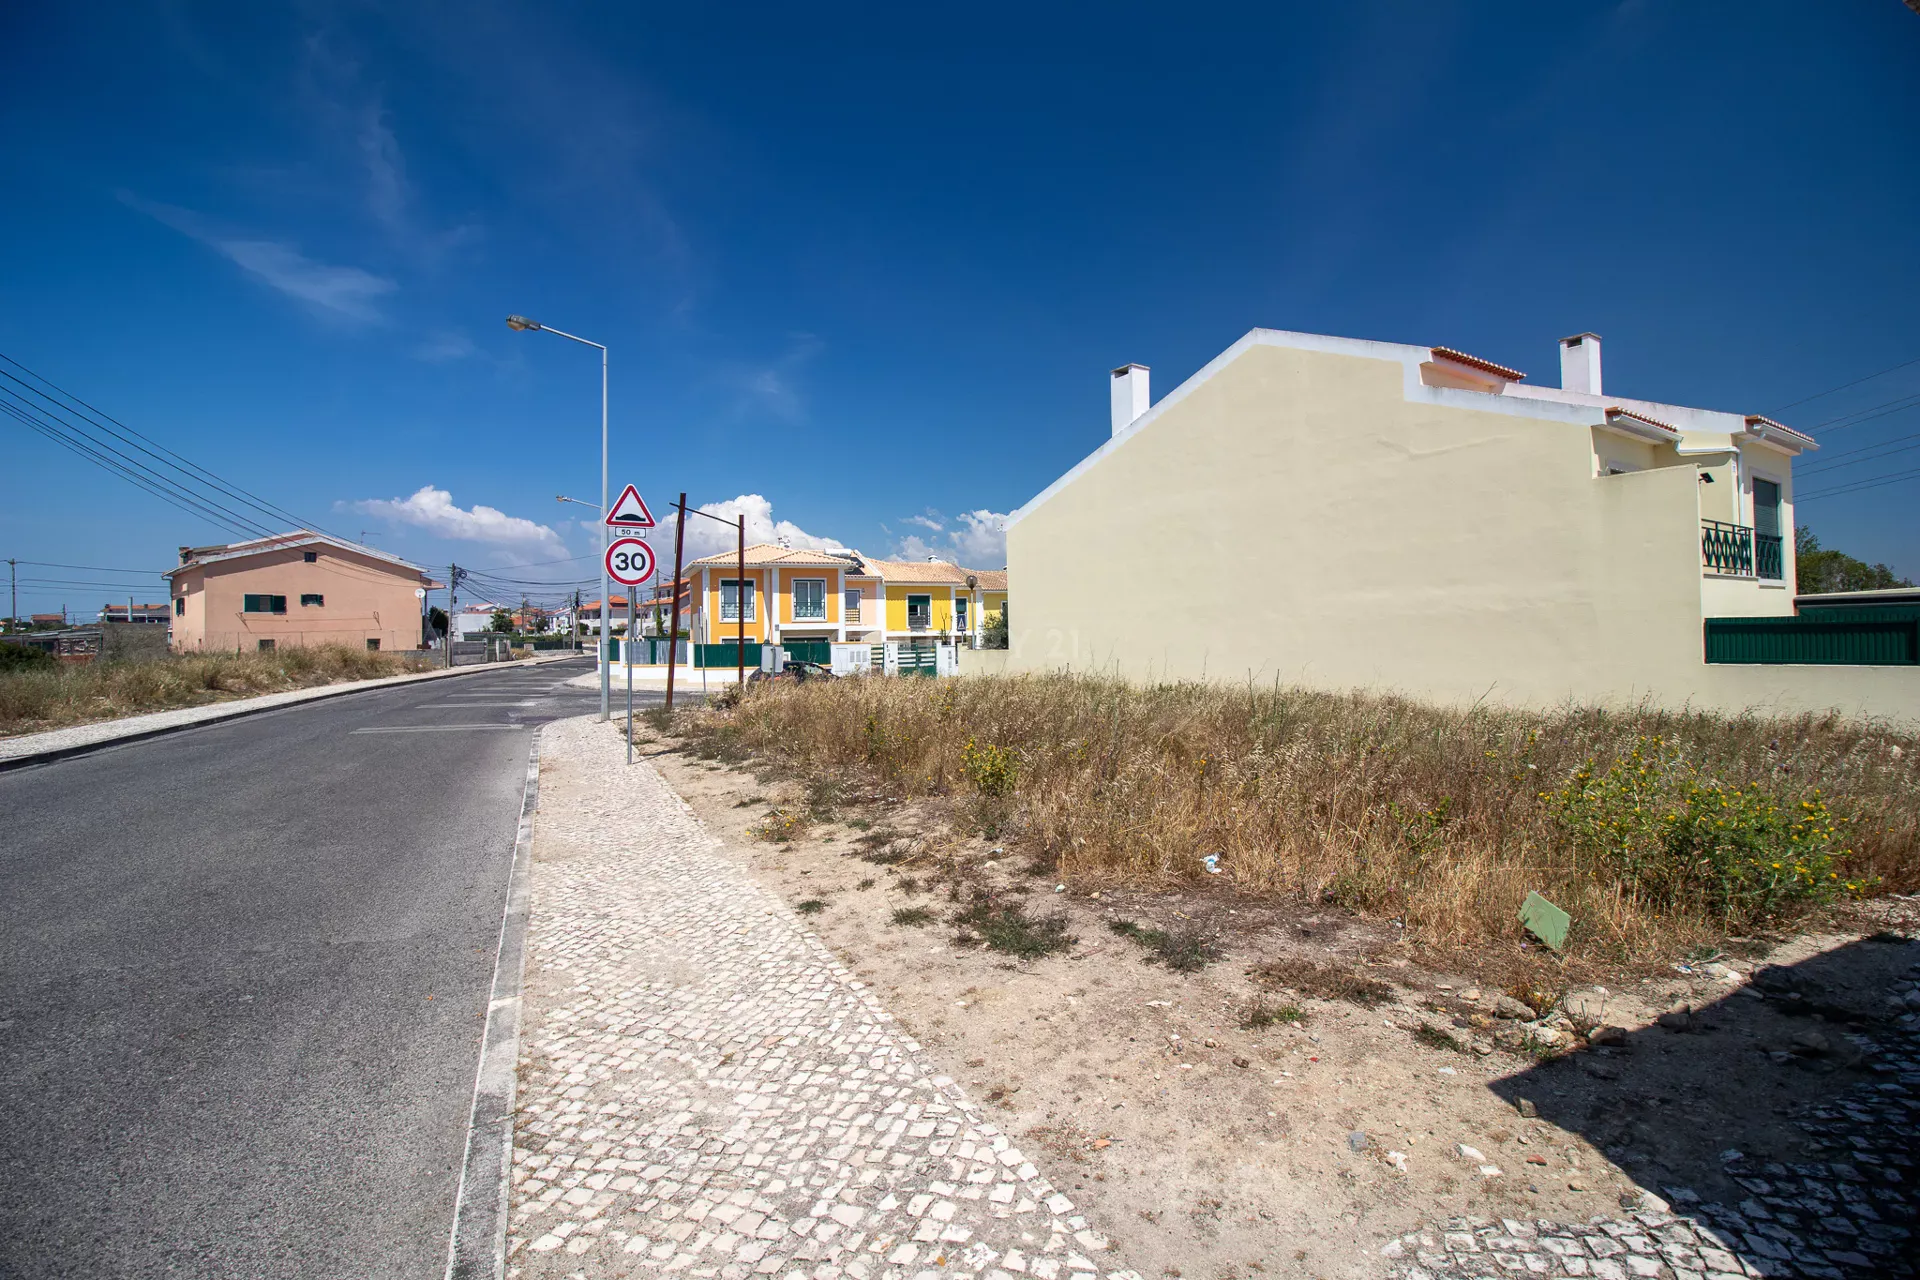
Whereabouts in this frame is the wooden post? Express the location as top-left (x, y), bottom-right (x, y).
top-left (736, 515), bottom-right (746, 689)
top-left (665, 494), bottom-right (687, 710)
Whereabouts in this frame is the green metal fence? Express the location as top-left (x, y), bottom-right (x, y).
top-left (1704, 608), bottom-right (1920, 665)
top-left (782, 640), bottom-right (831, 665)
top-left (695, 641), bottom-right (764, 669)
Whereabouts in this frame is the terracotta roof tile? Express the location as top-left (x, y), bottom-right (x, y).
top-left (1604, 406), bottom-right (1680, 436)
top-left (1429, 347), bottom-right (1527, 382)
top-left (684, 543), bottom-right (859, 570)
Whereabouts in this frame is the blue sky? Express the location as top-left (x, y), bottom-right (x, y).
top-left (2, 2), bottom-right (1917, 617)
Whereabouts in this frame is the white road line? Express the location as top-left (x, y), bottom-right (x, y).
top-left (443, 729), bottom-right (540, 1280)
top-left (420, 701), bottom-right (540, 708)
top-left (350, 725), bottom-right (524, 734)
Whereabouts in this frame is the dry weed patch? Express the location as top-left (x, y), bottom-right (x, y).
top-left (675, 674), bottom-right (1918, 962)
top-left (1250, 957), bottom-right (1395, 1007)
top-left (0, 643), bottom-right (434, 737)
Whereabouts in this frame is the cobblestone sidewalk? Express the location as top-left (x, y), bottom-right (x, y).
top-left (1385, 994), bottom-right (1917, 1279)
top-left (507, 717), bottom-right (1135, 1280)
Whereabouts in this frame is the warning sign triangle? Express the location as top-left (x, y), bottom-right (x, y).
top-left (604, 484), bottom-right (656, 529)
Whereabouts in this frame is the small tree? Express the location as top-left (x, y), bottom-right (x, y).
top-left (1796, 527), bottom-right (1913, 594)
top-left (982, 603), bottom-right (1009, 650)
top-left (489, 607), bottom-right (514, 633)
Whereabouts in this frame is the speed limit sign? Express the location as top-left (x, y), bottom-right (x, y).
top-left (605, 536), bottom-right (656, 586)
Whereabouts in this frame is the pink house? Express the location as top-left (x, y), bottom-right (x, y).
top-left (165, 531), bottom-right (439, 653)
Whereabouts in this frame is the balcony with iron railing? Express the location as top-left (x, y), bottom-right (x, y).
top-left (1701, 519), bottom-right (1784, 581)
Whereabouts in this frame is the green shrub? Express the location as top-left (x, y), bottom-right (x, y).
top-left (961, 736), bottom-right (1017, 796)
top-left (1545, 736), bottom-right (1862, 927)
top-left (0, 643), bottom-right (54, 673)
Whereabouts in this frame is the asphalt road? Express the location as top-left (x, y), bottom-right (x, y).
top-left (0, 657), bottom-right (659, 1280)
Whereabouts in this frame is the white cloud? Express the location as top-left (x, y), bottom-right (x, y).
top-left (350, 486), bottom-right (564, 547)
top-left (122, 193), bottom-right (396, 323)
top-left (648, 494), bottom-right (848, 567)
top-left (893, 509), bottom-right (1008, 569)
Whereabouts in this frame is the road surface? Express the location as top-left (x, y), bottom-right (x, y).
top-left (0, 657), bottom-right (659, 1279)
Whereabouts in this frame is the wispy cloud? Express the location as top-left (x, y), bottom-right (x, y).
top-left (348, 485), bottom-right (564, 547)
top-left (412, 330), bottom-right (477, 363)
top-left (901, 513), bottom-right (945, 532)
top-left (121, 193), bottom-right (396, 324)
top-left (302, 34), bottom-right (481, 266)
top-left (722, 334), bottom-right (823, 425)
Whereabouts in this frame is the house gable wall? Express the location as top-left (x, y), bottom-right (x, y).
top-left (1007, 339), bottom-right (1919, 723)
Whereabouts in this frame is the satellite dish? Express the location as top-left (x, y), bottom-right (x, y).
top-left (415, 588), bottom-right (427, 599)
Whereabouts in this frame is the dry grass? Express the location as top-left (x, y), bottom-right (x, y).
top-left (673, 673), bottom-right (1920, 963)
top-left (0, 644), bottom-right (434, 737)
top-left (1250, 957), bottom-right (1396, 1007)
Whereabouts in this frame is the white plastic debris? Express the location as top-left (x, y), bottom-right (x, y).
top-left (1201, 853), bottom-right (1223, 874)
top-left (1455, 1144), bottom-right (1486, 1162)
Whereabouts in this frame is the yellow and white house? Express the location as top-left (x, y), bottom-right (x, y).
top-left (848, 557), bottom-right (1007, 648)
top-left (684, 545), bottom-right (861, 648)
top-left (682, 545), bottom-right (1009, 651)
top-left (1006, 329), bottom-right (1920, 723)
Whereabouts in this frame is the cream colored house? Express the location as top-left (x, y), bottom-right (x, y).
top-left (166, 531), bottom-right (436, 653)
top-left (1006, 329), bottom-right (1919, 723)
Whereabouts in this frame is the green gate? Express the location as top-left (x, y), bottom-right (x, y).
top-left (782, 640), bottom-right (832, 665)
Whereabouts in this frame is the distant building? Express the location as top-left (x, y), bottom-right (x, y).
top-left (165, 531), bottom-right (438, 653)
top-left (97, 602), bottom-right (172, 625)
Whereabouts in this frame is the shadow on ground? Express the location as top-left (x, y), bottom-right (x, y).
top-left (1479, 934), bottom-right (1919, 1278)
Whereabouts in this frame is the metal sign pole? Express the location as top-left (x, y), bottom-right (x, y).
top-left (626, 592), bottom-right (636, 763)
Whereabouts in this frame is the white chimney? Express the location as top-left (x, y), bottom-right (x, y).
top-left (1559, 333), bottom-right (1602, 395)
top-left (1110, 363), bottom-right (1150, 436)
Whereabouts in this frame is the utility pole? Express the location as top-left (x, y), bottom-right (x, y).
top-left (447, 564), bottom-right (460, 669)
top-left (574, 589), bottom-right (582, 655)
top-left (7, 558), bottom-right (15, 632)
top-left (664, 494), bottom-right (688, 711)
top-left (737, 515), bottom-right (747, 689)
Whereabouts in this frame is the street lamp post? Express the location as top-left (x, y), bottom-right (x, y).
top-left (509, 315), bottom-right (611, 720)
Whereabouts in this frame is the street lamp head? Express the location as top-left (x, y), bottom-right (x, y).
top-left (506, 314), bottom-right (543, 332)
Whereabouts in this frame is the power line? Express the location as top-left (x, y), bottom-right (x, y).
top-left (6, 559), bottom-right (169, 574)
top-left (1770, 353), bottom-right (1920, 415)
top-left (1796, 435), bottom-right (1920, 480)
top-left (0, 354), bottom-right (333, 539)
top-left (1804, 391), bottom-right (1920, 433)
top-left (1797, 464), bottom-right (1920, 502)
top-left (1, 397), bottom-right (279, 538)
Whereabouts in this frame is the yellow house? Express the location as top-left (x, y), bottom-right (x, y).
top-left (682, 544), bottom-right (1009, 650)
top-left (852, 558), bottom-right (1007, 647)
top-left (684, 544), bottom-right (861, 648)
top-left (1007, 328), bottom-right (1920, 724)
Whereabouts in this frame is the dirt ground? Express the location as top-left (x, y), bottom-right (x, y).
top-left (627, 723), bottom-right (1920, 1280)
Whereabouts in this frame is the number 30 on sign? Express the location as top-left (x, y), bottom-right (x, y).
top-left (605, 537), bottom-right (656, 586)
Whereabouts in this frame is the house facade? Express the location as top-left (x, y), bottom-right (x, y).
top-left (1006, 329), bottom-right (1918, 722)
top-left (851, 557), bottom-right (1007, 648)
top-left (681, 546), bottom-right (1008, 651)
top-left (165, 531), bottom-right (437, 653)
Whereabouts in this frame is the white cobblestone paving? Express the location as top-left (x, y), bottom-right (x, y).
top-left (508, 715), bottom-right (1136, 1280)
top-left (1385, 964), bottom-right (1919, 1280)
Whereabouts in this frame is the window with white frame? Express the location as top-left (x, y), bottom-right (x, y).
top-left (792, 578), bottom-right (827, 620)
top-left (906, 594), bottom-right (931, 629)
top-left (720, 579), bottom-right (755, 622)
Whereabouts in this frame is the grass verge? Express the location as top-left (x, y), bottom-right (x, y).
top-left (0, 643), bottom-right (434, 738)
